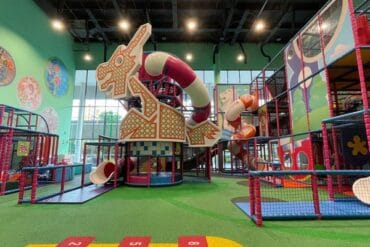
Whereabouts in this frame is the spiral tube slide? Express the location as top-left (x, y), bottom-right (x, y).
top-left (225, 94), bottom-right (257, 158)
top-left (89, 161), bottom-right (117, 185)
top-left (144, 52), bottom-right (211, 125)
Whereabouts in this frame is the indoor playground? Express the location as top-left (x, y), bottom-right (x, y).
top-left (1, 0), bottom-right (370, 246)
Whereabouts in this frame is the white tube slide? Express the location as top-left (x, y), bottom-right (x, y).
top-left (353, 177), bottom-right (370, 205)
top-left (89, 161), bottom-right (117, 185)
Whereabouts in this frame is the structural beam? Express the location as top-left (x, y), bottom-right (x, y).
top-left (172, 0), bottom-right (178, 28)
top-left (111, 0), bottom-right (123, 18)
top-left (231, 10), bottom-right (249, 44)
top-left (221, 1), bottom-right (237, 40)
top-left (86, 9), bottom-right (110, 44)
top-left (262, 3), bottom-right (292, 43)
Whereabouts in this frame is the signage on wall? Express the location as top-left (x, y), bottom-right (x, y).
top-left (17, 141), bottom-right (30, 156)
top-left (45, 57), bottom-right (69, 96)
top-left (0, 47), bottom-right (16, 86)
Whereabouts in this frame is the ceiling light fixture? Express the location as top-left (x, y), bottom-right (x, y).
top-left (237, 54), bottom-right (245, 62)
top-left (83, 53), bottom-right (93, 62)
top-left (186, 19), bottom-right (198, 32)
top-left (118, 19), bottom-right (130, 31)
top-left (51, 18), bottom-right (65, 31)
top-left (185, 53), bottom-right (193, 62)
top-left (254, 20), bottom-right (266, 32)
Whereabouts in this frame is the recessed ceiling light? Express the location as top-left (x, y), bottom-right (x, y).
top-left (276, 37), bottom-right (282, 42)
top-left (83, 53), bottom-right (93, 62)
top-left (186, 19), bottom-right (198, 32)
top-left (118, 19), bottom-right (130, 31)
top-left (237, 54), bottom-right (245, 62)
top-left (51, 19), bottom-right (65, 31)
top-left (254, 20), bottom-right (266, 32)
top-left (185, 53), bottom-right (193, 61)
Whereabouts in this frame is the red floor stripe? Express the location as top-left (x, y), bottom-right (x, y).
top-left (57, 236), bottom-right (95, 247)
top-left (119, 236), bottom-right (151, 247)
top-left (178, 236), bottom-right (208, 247)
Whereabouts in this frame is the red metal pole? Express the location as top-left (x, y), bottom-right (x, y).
top-left (54, 136), bottom-right (59, 164)
top-left (275, 98), bottom-right (280, 137)
top-left (311, 173), bottom-right (321, 219)
top-left (348, 0), bottom-right (370, 151)
top-left (321, 123), bottom-right (334, 200)
top-left (7, 109), bottom-right (14, 126)
top-left (17, 171), bottom-right (26, 204)
top-left (254, 177), bottom-right (262, 226)
top-left (38, 135), bottom-right (44, 165)
top-left (249, 176), bottom-right (255, 216)
top-left (0, 105), bottom-right (4, 125)
top-left (147, 156), bottom-right (151, 186)
top-left (30, 167), bottom-right (38, 204)
top-left (114, 143), bottom-right (119, 188)
top-left (126, 143), bottom-right (130, 184)
top-left (230, 142), bottom-right (234, 175)
top-left (1, 129), bottom-right (13, 195)
top-left (33, 135), bottom-right (39, 166)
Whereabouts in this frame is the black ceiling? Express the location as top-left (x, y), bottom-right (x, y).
top-left (33, 0), bottom-right (327, 45)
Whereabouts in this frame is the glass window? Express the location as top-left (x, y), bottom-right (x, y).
top-left (220, 71), bottom-right (228, 83)
top-left (240, 71), bottom-right (251, 84)
top-left (204, 70), bottom-right (214, 84)
top-left (228, 70), bottom-right (239, 83)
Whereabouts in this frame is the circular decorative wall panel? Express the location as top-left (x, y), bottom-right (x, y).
top-left (0, 47), bottom-right (16, 86)
top-left (46, 57), bottom-right (68, 96)
top-left (17, 76), bottom-right (42, 110)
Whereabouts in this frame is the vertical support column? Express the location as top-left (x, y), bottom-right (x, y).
top-left (249, 175), bottom-right (255, 217)
top-left (230, 144), bottom-right (234, 175)
top-left (126, 143), bottom-right (131, 184)
top-left (30, 167), bottom-right (38, 204)
top-left (81, 143), bottom-right (87, 187)
top-left (0, 105), bottom-right (4, 125)
top-left (348, 0), bottom-right (370, 152)
top-left (180, 144), bottom-right (183, 179)
top-left (18, 170), bottom-right (26, 204)
top-left (0, 135), bottom-right (5, 179)
top-left (107, 145), bottom-right (111, 160)
top-left (60, 166), bottom-right (66, 193)
top-left (53, 136), bottom-right (59, 164)
top-left (311, 173), bottom-right (321, 219)
top-left (206, 147), bottom-right (211, 182)
top-left (172, 143), bottom-right (176, 183)
top-left (147, 156), bottom-right (151, 187)
top-left (96, 142), bottom-right (101, 167)
top-left (321, 123), bottom-right (334, 200)
top-left (114, 143), bottom-right (119, 188)
top-left (254, 177), bottom-right (262, 226)
top-left (0, 129), bottom-right (13, 195)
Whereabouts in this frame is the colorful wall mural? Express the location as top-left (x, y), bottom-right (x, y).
top-left (285, 0), bottom-right (353, 134)
top-left (0, 0), bottom-right (75, 154)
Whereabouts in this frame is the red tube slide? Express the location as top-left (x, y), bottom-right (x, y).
top-left (143, 52), bottom-right (211, 125)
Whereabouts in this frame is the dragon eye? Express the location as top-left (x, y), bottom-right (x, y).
top-left (115, 55), bottom-right (124, 66)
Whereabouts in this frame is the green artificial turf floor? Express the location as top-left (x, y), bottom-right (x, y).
top-left (1, 176), bottom-right (370, 246)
